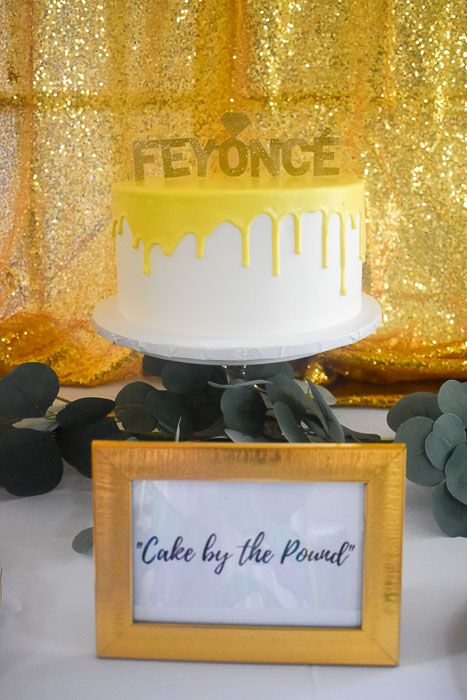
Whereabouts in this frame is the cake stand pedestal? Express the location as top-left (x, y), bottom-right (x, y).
top-left (93, 293), bottom-right (381, 366)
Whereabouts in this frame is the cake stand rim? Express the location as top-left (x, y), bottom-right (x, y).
top-left (92, 294), bottom-right (381, 365)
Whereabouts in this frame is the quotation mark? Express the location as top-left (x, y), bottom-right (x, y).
top-left (136, 541), bottom-right (143, 549)
top-left (349, 544), bottom-right (355, 552)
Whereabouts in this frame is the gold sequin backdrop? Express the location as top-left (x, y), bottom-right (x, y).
top-left (0, 0), bottom-right (465, 404)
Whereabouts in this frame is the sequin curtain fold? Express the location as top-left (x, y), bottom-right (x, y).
top-left (0, 0), bottom-right (465, 401)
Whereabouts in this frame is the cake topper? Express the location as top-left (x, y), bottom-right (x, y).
top-left (133, 112), bottom-right (339, 181)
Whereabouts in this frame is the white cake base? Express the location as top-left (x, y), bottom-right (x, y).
top-left (93, 293), bottom-right (381, 365)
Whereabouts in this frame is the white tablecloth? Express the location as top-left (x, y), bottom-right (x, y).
top-left (1, 382), bottom-right (466, 700)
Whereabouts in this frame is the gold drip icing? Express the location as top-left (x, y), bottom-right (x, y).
top-left (271, 218), bottom-right (280, 276)
top-left (292, 213), bottom-right (301, 254)
top-left (321, 211), bottom-right (329, 269)
top-left (196, 236), bottom-right (205, 259)
top-left (339, 213), bottom-right (346, 295)
top-left (359, 210), bottom-right (366, 262)
top-left (112, 174), bottom-right (365, 295)
top-left (240, 228), bottom-right (250, 267)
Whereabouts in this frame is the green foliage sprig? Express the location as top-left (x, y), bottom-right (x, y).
top-left (388, 380), bottom-right (467, 537)
top-left (0, 363), bottom-right (117, 496)
top-left (2, 361), bottom-right (465, 539)
top-left (0, 358), bottom-right (381, 497)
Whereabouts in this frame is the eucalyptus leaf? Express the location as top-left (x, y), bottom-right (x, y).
top-left (296, 379), bottom-right (336, 406)
top-left (266, 375), bottom-right (310, 418)
top-left (45, 405), bottom-right (63, 419)
top-left (142, 355), bottom-right (166, 377)
top-left (0, 362), bottom-right (59, 421)
top-left (115, 382), bottom-right (158, 433)
top-left (341, 425), bottom-right (382, 443)
top-left (220, 382), bottom-right (266, 434)
top-left (314, 384), bottom-right (337, 406)
top-left (225, 429), bottom-right (273, 443)
top-left (431, 482), bottom-right (467, 537)
top-left (184, 393), bottom-right (222, 434)
top-left (161, 362), bottom-right (217, 396)
top-left (72, 527), bottom-right (93, 554)
top-left (122, 431), bottom-right (169, 442)
top-left (425, 413), bottom-right (465, 470)
top-left (273, 401), bottom-right (310, 443)
top-left (395, 416), bottom-right (443, 486)
top-left (438, 380), bottom-right (467, 428)
top-left (445, 443), bottom-right (467, 506)
top-left (56, 397), bottom-right (115, 431)
top-left (306, 380), bottom-right (345, 443)
top-left (0, 428), bottom-right (63, 496)
top-left (267, 375), bottom-right (330, 433)
top-left (387, 392), bottom-right (442, 432)
top-left (259, 390), bottom-right (274, 410)
top-left (243, 362), bottom-right (294, 381)
top-left (56, 418), bottom-right (121, 477)
top-left (194, 416), bottom-right (225, 439)
top-left (302, 415), bottom-right (331, 441)
top-left (13, 416), bottom-right (58, 432)
top-left (145, 389), bottom-right (194, 437)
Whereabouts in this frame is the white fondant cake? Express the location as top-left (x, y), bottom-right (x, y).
top-left (112, 174), bottom-right (366, 343)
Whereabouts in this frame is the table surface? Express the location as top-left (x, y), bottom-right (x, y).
top-left (1, 380), bottom-right (466, 700)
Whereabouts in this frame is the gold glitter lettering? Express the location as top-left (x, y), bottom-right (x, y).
top-left (133, 140), bottom-right (159, 181)
top-left (250, 139), bottom-right (281, 176)
top-left (313, 129), bottom-right (339, 176)
top-left (160, 139), bottom-right (191, 178)
top-left (282, 139), bottom-right (311, 176)
top-left (218, 138), bottom-right (249, 177)
top-left (190, 138), bottom-right (218, 176)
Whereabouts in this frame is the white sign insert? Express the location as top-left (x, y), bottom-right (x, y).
top-left (132, 479), bottom-right (364, 627)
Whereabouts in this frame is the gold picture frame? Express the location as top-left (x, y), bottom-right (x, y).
top-left (93, 442), bottom-right (405, 666)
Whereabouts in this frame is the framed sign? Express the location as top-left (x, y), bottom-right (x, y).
top-left (92, 442), bottom-right (405, 666)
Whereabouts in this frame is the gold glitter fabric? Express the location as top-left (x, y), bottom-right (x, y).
top-left (0, 1), bottom-right (465, 399)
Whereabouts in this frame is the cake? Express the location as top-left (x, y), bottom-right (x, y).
top-left (111, 173), bottom-right (367, 347)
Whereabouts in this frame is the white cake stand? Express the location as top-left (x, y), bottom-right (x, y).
top-left (93, 293), bottom-right (381, 366)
